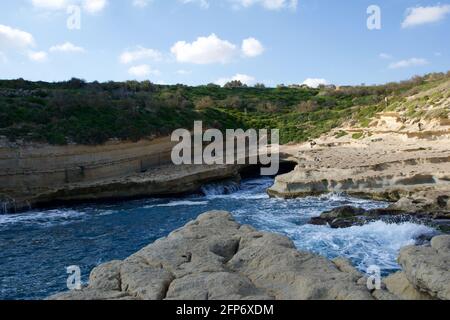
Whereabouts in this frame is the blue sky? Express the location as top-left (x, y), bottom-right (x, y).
top-left (0, 0), bottom-right (449, 87)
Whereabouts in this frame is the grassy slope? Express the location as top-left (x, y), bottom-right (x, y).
top-left (0, 72), bottom-right (449, 145)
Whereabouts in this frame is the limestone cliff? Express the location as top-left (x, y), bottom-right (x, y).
top-left (0, 137), bottom-right (242, 212)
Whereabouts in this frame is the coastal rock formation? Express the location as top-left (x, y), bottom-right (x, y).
top-left (307, 205), bottom-right (450, 235)
top-left (269, 113), bottom-right (450, 214)
top-left (0, 134), bottom-right (292, 213)
top-left (308, 206), bottom-right (408, 228)
top-left (50, 211), bottom-right (374, 300)
top-left (396, 235), bottom-right (450, 300)
top-left (378, 235), bottom-right (450, 300)
top-left (49, 211), bottom-right (450, 301)
top-left (390, 192), bottom-right (450, 216)
top-left (0, 137), bottom-right (249, 212)
top-left (383, 272), bottom-right (432, 300)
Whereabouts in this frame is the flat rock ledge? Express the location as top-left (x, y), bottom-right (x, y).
top-left (49, 211), bottom-right (450, 300)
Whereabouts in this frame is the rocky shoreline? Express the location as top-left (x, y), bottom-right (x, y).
top-left (308, 205), bottom-right (450, 233)
top-left (50, 211), bottom-right (450, 300)
top-left (269, 113), bottom-right (450, 217)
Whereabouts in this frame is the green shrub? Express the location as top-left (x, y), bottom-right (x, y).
top-left (0, 72), bottom-right (448, 145)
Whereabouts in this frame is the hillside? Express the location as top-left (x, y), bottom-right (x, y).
top-left (1, 72), bottom-right (449, 146)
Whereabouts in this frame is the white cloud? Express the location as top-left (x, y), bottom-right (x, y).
top-left (171, 34), bottom-right (237, 64)
top-left (171, 0), bottom-right (298, 10)
top-left (402, 5), bottom-right (450, 28)
top-left (128, 64), bottom-right (160, 78)
top-left (379, 53), bottom-right (392, 59)
top-left (242, 37), bottom-right (264, 57)
top-left (32, 0), bottom-right (297, 12)
top-left (50, 41), bottom-right (85, 53)
top-left (302, 78), bottom-right (329, 88)
top-left (388, 58), bottom-right (429, 69)
top-left (0, 24), bottom-right (35, 50)
top-left (31, 0), bottom-right (108, 14)
top-left (0, 25), bottom-right (48, 63)
top-left (132, 0), bottom-right (152, 7)
top-left (134, 0), bottom-right (208, 8)
top-left (215, 73), bottom-right (256, 86)
top-left (83, 0), bottom-right (108, 13)
top-left (180, 0), bottom-right (209, 9)
top-left (28, 50), bottom-right (48, 62)
top-left (176, 69), bottom-right (191, 75)
top-left (119, 46), bottom-right (162, 64)
top-left (31, 0), bottom-right (69, 10)
top-left (230, 0), bottom-right (298, 10)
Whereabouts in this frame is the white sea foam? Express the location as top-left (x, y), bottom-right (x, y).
top-left (144, 200), bottom-right (209, 208)
top-left (202, 177), bottom-right (274, 200)
top-left (231, 188), bottom-right (434, 273)
top-left (201, 181), bottom-right (241, 197)
top-left (0, 209), bottom-right (88, 227)
top-left (207, 193), bottom-right (269, 200)
top-left (289, 221), bottom-right (436, 273)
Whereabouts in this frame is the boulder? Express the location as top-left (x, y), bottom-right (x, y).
top-left (331, 257), bottom-right (366, 282)
top-left (383, 272), bottom-right (432, 300)
top-left (398, 235), bottom-right (450, 300)
top-left (431, 234), bottom-right (450, 253)
top-left (166, 272), bottom-right (272, 300)
top-left (120, 260), bottom-right (174, 300)
top-left (88, 260), bottom-right (122, 291)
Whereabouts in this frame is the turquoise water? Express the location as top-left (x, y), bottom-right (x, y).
top-left (0, 177), bottom-right (436, 300)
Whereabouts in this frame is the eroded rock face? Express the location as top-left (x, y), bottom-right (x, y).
top-left (397, 235), bottom-right (450, 300)
top-left (49, 211), bottom-right (374, 300)
top-left (383, 272), bottom-right (432, 300)
top-left (390, 192), bottom-right (450, 216)
top-left (269, 118), bottom-right (450, 210)
top-left (0, 136), bottom-right (248, 213)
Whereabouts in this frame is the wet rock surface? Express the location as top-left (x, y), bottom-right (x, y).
top-left (396, 235), bottom-right (450, 300)
top-left (375, 236), bottom-right (450, 300)
top-left (308, 206), bottom-right (431, 229)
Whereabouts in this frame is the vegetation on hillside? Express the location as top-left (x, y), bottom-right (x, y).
top-left (0, 71), bottom-right (449, 145)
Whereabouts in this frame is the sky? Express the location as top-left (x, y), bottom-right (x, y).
top-left (0, 0), bottom-right (449, 87)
